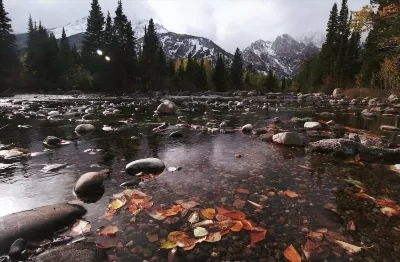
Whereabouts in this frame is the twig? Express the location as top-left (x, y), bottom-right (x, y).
top-left (0, 124), bottom-right (9, 130)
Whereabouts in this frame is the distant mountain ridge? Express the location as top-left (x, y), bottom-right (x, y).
top-left (14, 17), bottom-right (321, 77)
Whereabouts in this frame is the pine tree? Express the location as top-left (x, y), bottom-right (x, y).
top-left (213, 54), bottom-right (226, 92)
top-left (104, 11), bottom-right (113, 52)
top-left (199, 58), bottom-right (207, 89)
top-left (186, 52), bottom-right (194, 80)
top-left (320, 3), bottom-right (339, 76)
top-left (81, 0), bottom-right (105, 77)
top-left (59, 27), bottom-right (72, 78)
top-left (229, 48), bottom-right (244, 89)
top-left (0, 0), bottom-right (18, 92)
top-left (281, 77), bottom-right (286, 91)
top-left (264, 69), bottom-right (277, 92)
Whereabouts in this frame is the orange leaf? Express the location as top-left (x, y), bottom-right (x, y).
top-left (380, 207), bottom-right (400, 217)
top-left (216, 206), bottom-right (231, 215)
top-left (215, 214), bottom-right (230, 222)
top-left (95, 235), bottom-right (119, 249)
top-left (223, 210), bottom-right (246, 220)
top-left (283, 244), bottom-right (301, 262)
top-left (168, 231), bottom-right (189, 244)
top-left (180, 201), bottom-right (200, 209)
top-left (200, 208), bottom-right (216, 220)
top-left (230, 221), bottom-right (243, 232)
top-left (128, 204), bottom-right (141, 215)
top-left (285, 190), bottom-right (299, 198)
top-left (162, 205), bottom-right (183, 217)
top-left (177, 238), bottom-right (197, 250)
top-left (250, 227), bottom-right (267, 245)
top-left (375, 197), bottom-right (400, 210)
top-left (220, 229), bottom-right (230, 236)
top-left (236, 188), bottom-right (250, 194)
top-left (241, 219), bottom-right (253, 230)
top-left (98, 225), bottom-right (118, 236)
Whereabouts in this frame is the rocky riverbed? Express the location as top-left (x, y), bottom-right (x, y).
top-left (0, 92), bottom-right (399, 262)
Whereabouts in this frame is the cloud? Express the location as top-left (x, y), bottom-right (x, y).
top-left (4, 0), bottom-right (369, 52)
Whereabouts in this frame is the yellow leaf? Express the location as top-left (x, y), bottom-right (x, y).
top-left (283, 244), bottom-right (301, 262)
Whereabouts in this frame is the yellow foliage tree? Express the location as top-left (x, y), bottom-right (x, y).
top-left (379, 53), bottom-right (400, 91)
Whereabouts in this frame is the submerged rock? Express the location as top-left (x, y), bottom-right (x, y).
top-left (125, 158), bottom-right (165, 176)
top-left (307, 139), bottom-right (359, 156)
top-left (75, 124), bottom-right (96, 134)
top-left (42, 136), bottom-right (62, 147)
top-left (272, 132), bottom-right (309, 147)
top-left (0, 203), bottom-right (86, 253)
top-left (304, 122), bottom-right (322, 130)
top-left (35, 242), bottom-right (106, 262)
top-left (156, 100), bottom-right (178, 115)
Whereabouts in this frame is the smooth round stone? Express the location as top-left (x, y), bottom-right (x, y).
top-left (9, 238), bottom-right (26, 259)
top-left (156, 100), bottom-right (178, 115)
top-left (75, 124), bottom-right (95, 134)
top-left (304, 122), bottom-right (322, 130)
top-left (125, 158), bottom-right (165, 176)
top-left (241, 124), bottom-right (254, 133)
top-left (43, 136), bottom-right (62, 146)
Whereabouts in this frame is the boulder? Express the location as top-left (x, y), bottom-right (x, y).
top-left (304, 122), bottom-right (322, 130)
top-left (252, 128), bottom-right (267, 135)
top-left (74, 170), bottom-right (109, 201)
top-left (272, 132), bottom-right (309, 147)
top-left (9, 238), bottom-right (26, 259)
top-left (307, 139), bottom-right (359, 157)
top-left (75, 124), bottom-right (95, 134)
top-left (156, 100), bottom-right (178, 115)
top-left (241, 124), bottom-right (254, 133)
top-left (125, 158), bottom-right (165, 176)
top-left (82, 114), bottom-right (94, 120)
top-left (42, 136), bottom-right (62, 147)
top-left (347, 133), bottom-right (361, 143)
top-left (48, 111), bottom-right (60, 117)
top-left (169, 130), bottom-right (184, 138)
top-left (0, 203), bottom-right (86, 253)
top-left (35, 242), bottom-right (106, 262)
top-left (260, 133), bottom-right (274, 142)
top-left (359, 146), bottom-right (400, 163)
top-left (332, 88), bottom-right (344, 98)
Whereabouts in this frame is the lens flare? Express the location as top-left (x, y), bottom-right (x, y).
top-left (97, 50), bottom-right (103, 56)
top-left (105, 56), bottom-right (111, 61)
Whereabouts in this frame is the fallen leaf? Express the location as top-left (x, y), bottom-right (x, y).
top-left (192, 220), bottom-right (214, 228)
top-left (344, 178), bottom-right (364, 189)
top-left (250, 227), bottom-right (267, 245)
top-left (68, 219), bottom-right (91, 236)
top-left (123, 189), bottom-right (147, 198)
top-left (236, 188), bottom-right (250, 194)
top-left (205, 232), bottom-right (222, 242)
top-left (162, 205), bottom-right (183, 217)
top-left (285, 190), bottom-right (299, 198)
top-left (283, 244), bottom-right (301, 262)
top-left (220, 229), bottom-right (230, 236)
top-left (146, 232), bottom-right (159, 243)
top-left (241, 219), bottom-right (253, 230)
top-left (147, 210), bottom-right (167, 220)
top-left (375, 197), bottom-right (400, 210)
top-left (193, 227), bottom-right (208, 237)
top-left (128, 204), bottom-right (141, 215)
top-left (353, 192), bottom-right (375, 200)
top-left (200, 208), bottom-right (216, 220)
top-left (303, 240), bottom-right (331, 260)
top-left (230, 221), bottom-right (243, 232)
top-left (95, 235), bottom-right (119, 249)
top-left (380, 207), bottom-right (400, 217)
top-left (233, 199), bottom-right (246, 209)
top-left (347, 221), bottom-right (356, 231)
top-left (247, 200), bottom-right (263, 209)
top-left (216, 206), bottom-right (231, 215)
top-left (177, 238), bottom-right (197, 251)
top-left (168, 231), bottom-right (190, 244)
top-left (161, 241), bottom-right (177, 249)
top-left (98, 225), bottom-right (118, 236)
top-left (104, 197), bottom-right (127, 218)
top-left (323, 231), bottom-right (346, 242)
top-left (210, 220), bottom-right (235, 231)
top-left (188, 211), bottom-right (199, 224)
top-left (215, 214), bottom-right (230, 222)
top-left (334, 240), bottom-right (367, 255)
top-left (180, 201), bottom-right (200, 209)
top-left (140, 201), bottom-right (154, 210)
top-left (223, 210), bottom-right (246, 220)
top-left (163, 217), bottom-right (180, 224)
top-left (306, 232), bottom-right (323, 242)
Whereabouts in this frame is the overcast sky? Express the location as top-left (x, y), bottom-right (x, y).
top-left (5, 0), bottom-right (368, 52)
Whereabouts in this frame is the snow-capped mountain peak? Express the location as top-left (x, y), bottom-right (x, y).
top-left (47, 17), bottom-right (168, 39)
top-left (298, 31), bottom-right (326, 48)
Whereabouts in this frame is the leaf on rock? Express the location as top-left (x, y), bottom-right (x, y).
top-left (283, 244), bottom-right (302, 262)
top-left (236, 188), bottom-right (250, 194)
top-left (148, 210), bottom-right (167, 221)
top-left (233, 199), bottom-right (246, 210)
top-left (68, 219), bottom-right (91, 236)
top-left (247, 200), bottom-right (263, 209)
top-left (380, 207), bottom-right (400, 217)
top-left (216, 206), bottom-right (231, 215)
top-left (192, 220), bottom-right (214, 228)
top-left (128, 204), bottom-right (141, 215)
top-left (223, 210), bottom-right (246, 220)
top-left (241, 219), bottom-right (253, 231)
top-left (168, 231), bottom-right (190, 244)
top-left (161, 241), bottom-right (177, 249)
top-left (95, 235), bottom-right (119, 249)
top-left (193, 227), bottom-right (208, 237)
top-left (230, 221), bottom-right (243, 232)
top-left (180, 201), bottom-right (200, 209)
top-left (98, 225), bottom-right (118, 236)
top-left (200, 208), bottom-right (216, 220)
top-left (250, 227), bottom-right (267, 245)
top-left (285, 190), bottom-right (299, 198)
top-left (205, 232), bottom-right (222, 243)
top-left (215, 214), bottom-right (230, 222)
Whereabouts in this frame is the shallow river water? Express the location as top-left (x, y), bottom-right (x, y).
top-left (0, 95), bottom-right (399, 261)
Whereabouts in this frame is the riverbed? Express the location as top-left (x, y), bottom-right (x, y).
top-left (0, 95), bottom-right (399, 261)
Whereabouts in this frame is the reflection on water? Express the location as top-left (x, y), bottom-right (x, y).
top-left (0, 96), bottom-right (399, 260)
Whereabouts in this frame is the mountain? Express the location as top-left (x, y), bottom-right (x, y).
top-left (138, 32), bottom-right (233, 64)
top-left (243, 34), bottom-right (319, 77)
top-left (298, 31), bottom-right (326, 48)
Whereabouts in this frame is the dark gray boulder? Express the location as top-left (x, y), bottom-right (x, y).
top-left (42, 136), bottom-right (62, 147)
top-left (74, 170), bottom-right (109, 202)
top-left (0, 203), bottom-right (86, 253)
top-left (125, 158), bottom-right (165, 176)
top-left (35, 242), bottom-right (107, 262)
top-left (272, 132), bottom-right (309, 147)
top-left (75, 124), bottom-right (95, 134)
top-left (9, 238), bottom-right (26, 259)
top-left (307, 139), bottom-right (359, 157)
top-left (156, 100), bottom-right (178, 115)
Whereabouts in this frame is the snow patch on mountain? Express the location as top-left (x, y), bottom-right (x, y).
top-left (298, 31), bottom-right (326, 48)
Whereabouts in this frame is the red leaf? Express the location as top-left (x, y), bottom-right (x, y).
top-left (236, 188), bottom-right (250, 194)
top-left (95, 235), bottom-right (119, 249)
top-left (250, 227), bottom-right (267, 245)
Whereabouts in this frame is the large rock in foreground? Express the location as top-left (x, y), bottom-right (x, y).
top-left (0, 203), bottom-right (86, 253)
top-left (74, 170), bottom-right (108, 202)
top-left (307, 139), bottom-right (359, 156)
top-left (35, 242), bottom-right (106, 262)
top-left (156, 100), bottom-right (178, 115)
top-left (125, 158), bottom-right (165, 176)
top-left (272, 132), bottom-right (309, 147)
top-left (75, 124), bottom-right (96, 134)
